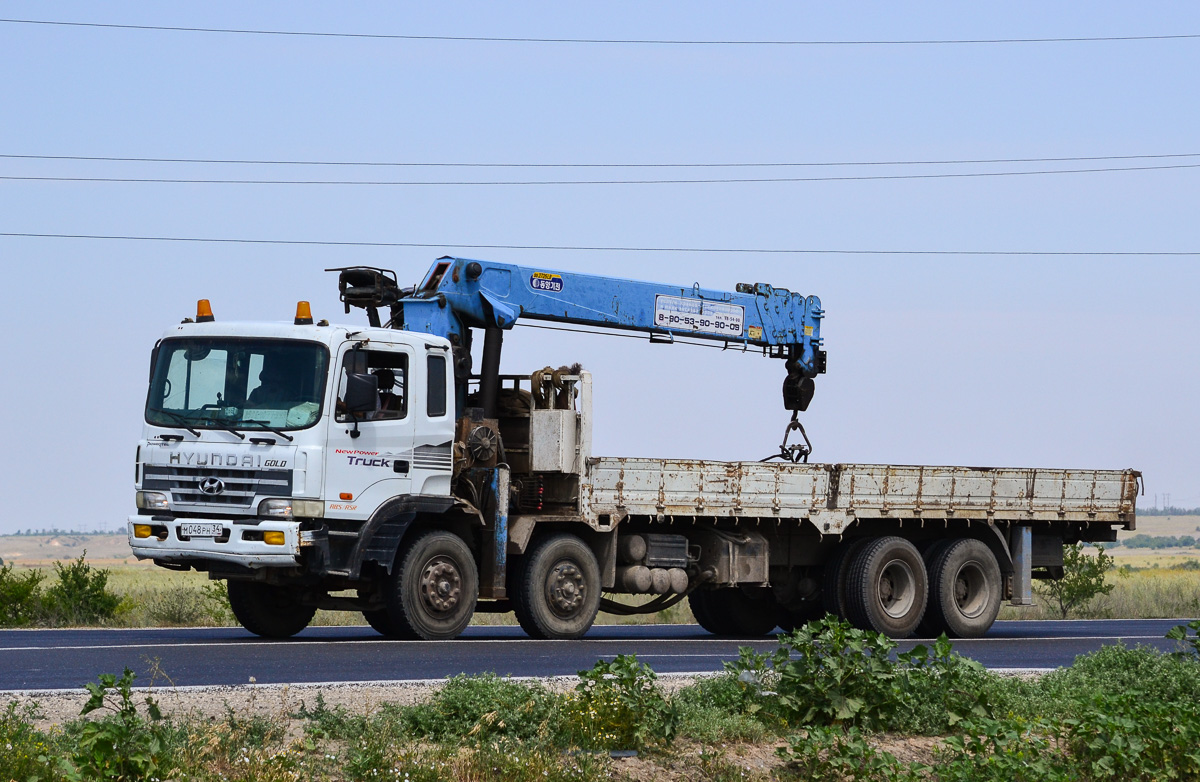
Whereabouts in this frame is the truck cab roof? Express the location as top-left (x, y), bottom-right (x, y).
top-left (159, 320), bottom-right (452, 351)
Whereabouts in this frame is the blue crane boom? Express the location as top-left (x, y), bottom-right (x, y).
top-left (331, 257), bottom-right (826, 425)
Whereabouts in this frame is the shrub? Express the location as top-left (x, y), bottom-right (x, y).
top-left (67, 668), bottom-right (164, 781)
top-left (673, 673), bottom-right (771, 743)
top-left (1034, 543), bottom-right (1115, 619)
top-left (777, 724), bottom-right (927, 781)
top-left (1062, 693), bottom-right (1200, 781)
top-left (200, 579), bottom-right (234, 624)
top-left (936, 716), bottom-right (1070, 782)
top-left (1166, 618), bottom-right (1200, 657)
top-left (0, 563), bottom-right (45, 627)
top-left (145, 585), bottom-right (214, 625)
top-left (893, 634), bottom-right (993, 735)
top-left (1029, 645), bottom-right (1200, 720)
top-left (727, 616), bottom-right (900, 730)
top-left (401, 674), bottom-right (558, 745)
top-left (44, 553), bottom-right (122, 625)
top-left (295, 692), bottom-right (368, 741)
top-left (0, 701), bottom-right (66, 782)
top-left (564, 654), bottom-right (678, 750)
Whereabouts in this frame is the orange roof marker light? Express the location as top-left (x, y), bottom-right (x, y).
top-left (196, 299), bottom-right (215, 323)
top-left (294, 301), bottom-right (314, 325)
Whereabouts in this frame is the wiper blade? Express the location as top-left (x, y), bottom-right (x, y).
top-left (190, 415), bottom-right (247, 440)
top-left (240, 419), bottom-right (295, 442)
top-left (211, 424), bottom-right (246, 440)
top-left (146, 407), bottom-right (200, 436)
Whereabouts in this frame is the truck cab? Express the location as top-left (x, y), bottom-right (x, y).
top-left (131, 312), bottom-right (456, 582)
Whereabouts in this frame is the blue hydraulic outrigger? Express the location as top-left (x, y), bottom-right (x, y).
top-left (331, 258), bottom-right (827, 458)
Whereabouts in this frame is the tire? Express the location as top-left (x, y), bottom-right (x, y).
top-left (227, 581), bottom-right (316, 639)
top-left (688, 588), bottom-right (722, 634)
top-left (776, 599), bottom-right (824, 632)
top-left (820, 539), bottom-right (869, 620)
top-left (385, 530), bottom-right (478, 641)
top-left (688, 587), bottom-right (779, 637)
top-left (915, 540), bottom-right (953, 637)
top-left (844, 536), bottom-right (928, 638)
top-left (363, 609), bottom-right (415, 639)
top-left (512, 534), bottom-right (601, 640)
top-left (926, 539), bottom-right (1003, 639)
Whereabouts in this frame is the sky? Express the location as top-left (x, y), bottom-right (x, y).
top-left (1, 3), bottom-right (1197, 535)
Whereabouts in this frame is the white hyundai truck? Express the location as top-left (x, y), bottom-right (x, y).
top-left (129, 260), bottom-right (1139, 641)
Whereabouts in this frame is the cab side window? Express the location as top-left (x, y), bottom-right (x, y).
top-left (335, 349), bottom-right (408, 422)
top-left (427, 354), bottom-right (448, 418)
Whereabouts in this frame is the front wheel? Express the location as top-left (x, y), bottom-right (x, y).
top-left (363, 609), bottom-right (414, 639)
top-left (385, 530), bottom-right (478, 641)
top-left (227, 581), bottom-right (316, 639)
top-left (512, 534), bottom-right (601, 640)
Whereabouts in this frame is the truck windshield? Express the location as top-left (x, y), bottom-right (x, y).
top-left (146, 338), bottom-right (329, 431)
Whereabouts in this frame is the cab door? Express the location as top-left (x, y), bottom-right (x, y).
top-left (324, 341), bottom-right (415, 521)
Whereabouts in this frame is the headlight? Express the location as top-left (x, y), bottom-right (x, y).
top-left (136, 491), bottom-right (170, 510)
top-left (259, 498), bottom-right (293, 519)
top-left (294, 500), bottom-right (324, 518)
top-left (258, 498), bottom-right (324, 519)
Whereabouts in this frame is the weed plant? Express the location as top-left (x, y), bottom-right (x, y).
top-left (7, 618), bottom-right (1200, 780)
top-left (778, 724), bottom-right (928, 781)
top-left (400, 674), bottom-right (559, 745)
top-left (0, 701), bottom-right (66, 782)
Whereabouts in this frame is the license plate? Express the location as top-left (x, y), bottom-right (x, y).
top-left (180, 522), bottom-right (224, 538)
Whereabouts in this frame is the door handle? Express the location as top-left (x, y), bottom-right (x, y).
top-left (393, 460), bottom-right (410, 474)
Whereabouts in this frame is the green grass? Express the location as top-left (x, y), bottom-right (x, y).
top-left (9, 551), bottom-right (1200, 629)
top-left (999, 562), bottom-right (1200, 620)
top-left (8, 619), bottom-right (1200, 781)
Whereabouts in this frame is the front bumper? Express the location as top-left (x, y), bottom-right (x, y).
top-left (127, 516), bottom-right (301, 568)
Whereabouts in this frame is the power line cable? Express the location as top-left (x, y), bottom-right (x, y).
top-left (2, 18), bottom-right (1197, 45)
top-left (3, 162), bottom-right (1198, 186)
top-left (3, 152), bottom-right (1199, 168)
top-left (1, 231), bottom-right (1196, 255)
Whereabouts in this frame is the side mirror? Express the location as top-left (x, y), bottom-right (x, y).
top-left (344, 373), bottom-right (379, 413)
top-left (345, 349), bottom-right (369, 376)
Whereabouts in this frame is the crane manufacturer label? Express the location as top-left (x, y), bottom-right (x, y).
top-left (530, 272), bottom-right (564, 292)
top-left (654, 295), bottom-right (744, 338)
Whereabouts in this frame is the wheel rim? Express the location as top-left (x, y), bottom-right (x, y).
top-left (876, 559), bottom-right (917, 619)
top-left (545, 559), bottom-right (587, 618)
top-left (419, 555), bottom-right (463, 615)
top-left (952, 561), bottom-right (989, 619)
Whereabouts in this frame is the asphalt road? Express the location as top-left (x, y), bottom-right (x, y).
top-left (0, 619), bottom-right (1187, 692)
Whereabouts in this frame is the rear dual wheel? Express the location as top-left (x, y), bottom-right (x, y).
top-left (821, 539), bottom-right (870, 620)
top-left (921, 539), bottom-right (1002, 639)
top-left (844, 536), bottom-right (928, 638)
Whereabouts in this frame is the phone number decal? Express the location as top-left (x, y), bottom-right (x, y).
top-left (653, 295), bottom-right (744, 337)
top-left (530, 272), bottom-right (564, 292)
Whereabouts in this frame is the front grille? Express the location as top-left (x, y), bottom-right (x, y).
top-left (143, 465), bottom-right (293, 508)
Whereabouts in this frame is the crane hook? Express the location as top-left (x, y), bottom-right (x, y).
top-left (761, 410), bottom-right (812, 464)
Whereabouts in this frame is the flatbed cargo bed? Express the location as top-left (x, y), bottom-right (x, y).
top-left (582, 459), bottom-right (1139, 534)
